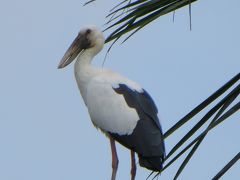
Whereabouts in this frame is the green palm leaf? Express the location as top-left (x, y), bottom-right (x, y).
top-left (212, 152), bottom-right (240, 180)
top-left (152, 73), bottom-right (240, 179)
top-left (104, 0), bottom-right (197, 43)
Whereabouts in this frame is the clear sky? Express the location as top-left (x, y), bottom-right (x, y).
top-left (0, 0), bottom-right (239, 180)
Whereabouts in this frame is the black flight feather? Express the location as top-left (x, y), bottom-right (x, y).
top-left (110, 84), bottom-right (165, 171)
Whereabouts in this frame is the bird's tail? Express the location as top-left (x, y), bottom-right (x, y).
top-left (138, 154), bottom-right (164, 172)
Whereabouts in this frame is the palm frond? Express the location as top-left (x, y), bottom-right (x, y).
top-left (144, 73), bottom-right (240, 180)
top-left (212, 152), bottom-right (240, 180)
top-left (83, 0), bottom-right (96, 6)
top-left (172, 88), bottom-right (240, 179)
top-left (164, 73), bottom-right (240, 138)
top-left (153, 73), bottom-right (240, 179)
top-left (104, 0), bottom-right (197, 43)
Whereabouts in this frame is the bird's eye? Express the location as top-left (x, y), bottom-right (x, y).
top-left (86, 29), bottom-right (91, 34)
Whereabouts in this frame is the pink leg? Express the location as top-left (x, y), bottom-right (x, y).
top-left (131, 150), bottom-right (136, 180)
top-left (110, 137), bottom-right (119, 180)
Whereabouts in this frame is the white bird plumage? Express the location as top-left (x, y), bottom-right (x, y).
top-left (73, 28), bottom-right (142, 134)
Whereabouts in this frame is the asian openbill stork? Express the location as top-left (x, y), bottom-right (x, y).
top-left (58, 26), bottom-right (165, 180)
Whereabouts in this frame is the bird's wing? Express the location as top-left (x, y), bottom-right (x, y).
top-left (113, 83), bottom-right (160, 129)
top-left (85, 76), bottom-right (140, 135)
top-left (111, 83), bottom-right (165, 157)
top-left (86, 74), bottom-right (165, 158)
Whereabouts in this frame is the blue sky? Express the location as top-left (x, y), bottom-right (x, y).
top-left (0, 0), bottom-right (239, 179)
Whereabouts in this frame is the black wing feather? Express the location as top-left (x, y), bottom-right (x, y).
top-left (111, 84), bottom-right (165, 171)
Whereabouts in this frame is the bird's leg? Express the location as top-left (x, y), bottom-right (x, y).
top-left (130, 150), bottom-right (136, 180)
top-left (110, 137), bottom-right (119, 180)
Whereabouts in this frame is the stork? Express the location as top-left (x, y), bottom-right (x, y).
top-left (58, 26), bottom-right (165, 180)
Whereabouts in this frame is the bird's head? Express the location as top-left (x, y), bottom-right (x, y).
top-left (58, 26), bottom-right (104, 69)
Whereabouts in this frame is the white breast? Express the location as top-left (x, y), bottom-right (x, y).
top-left (85, 74), bottom-right (141, 135)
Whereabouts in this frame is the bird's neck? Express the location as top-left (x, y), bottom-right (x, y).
top-left (74, 50), bottom-right (99, 102)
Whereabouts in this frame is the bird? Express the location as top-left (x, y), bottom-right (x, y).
top-left (58, 26), bottom-right (165, 180)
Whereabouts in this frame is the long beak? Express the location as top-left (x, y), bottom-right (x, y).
top-left (58, 34), bottom-right (87, 69)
